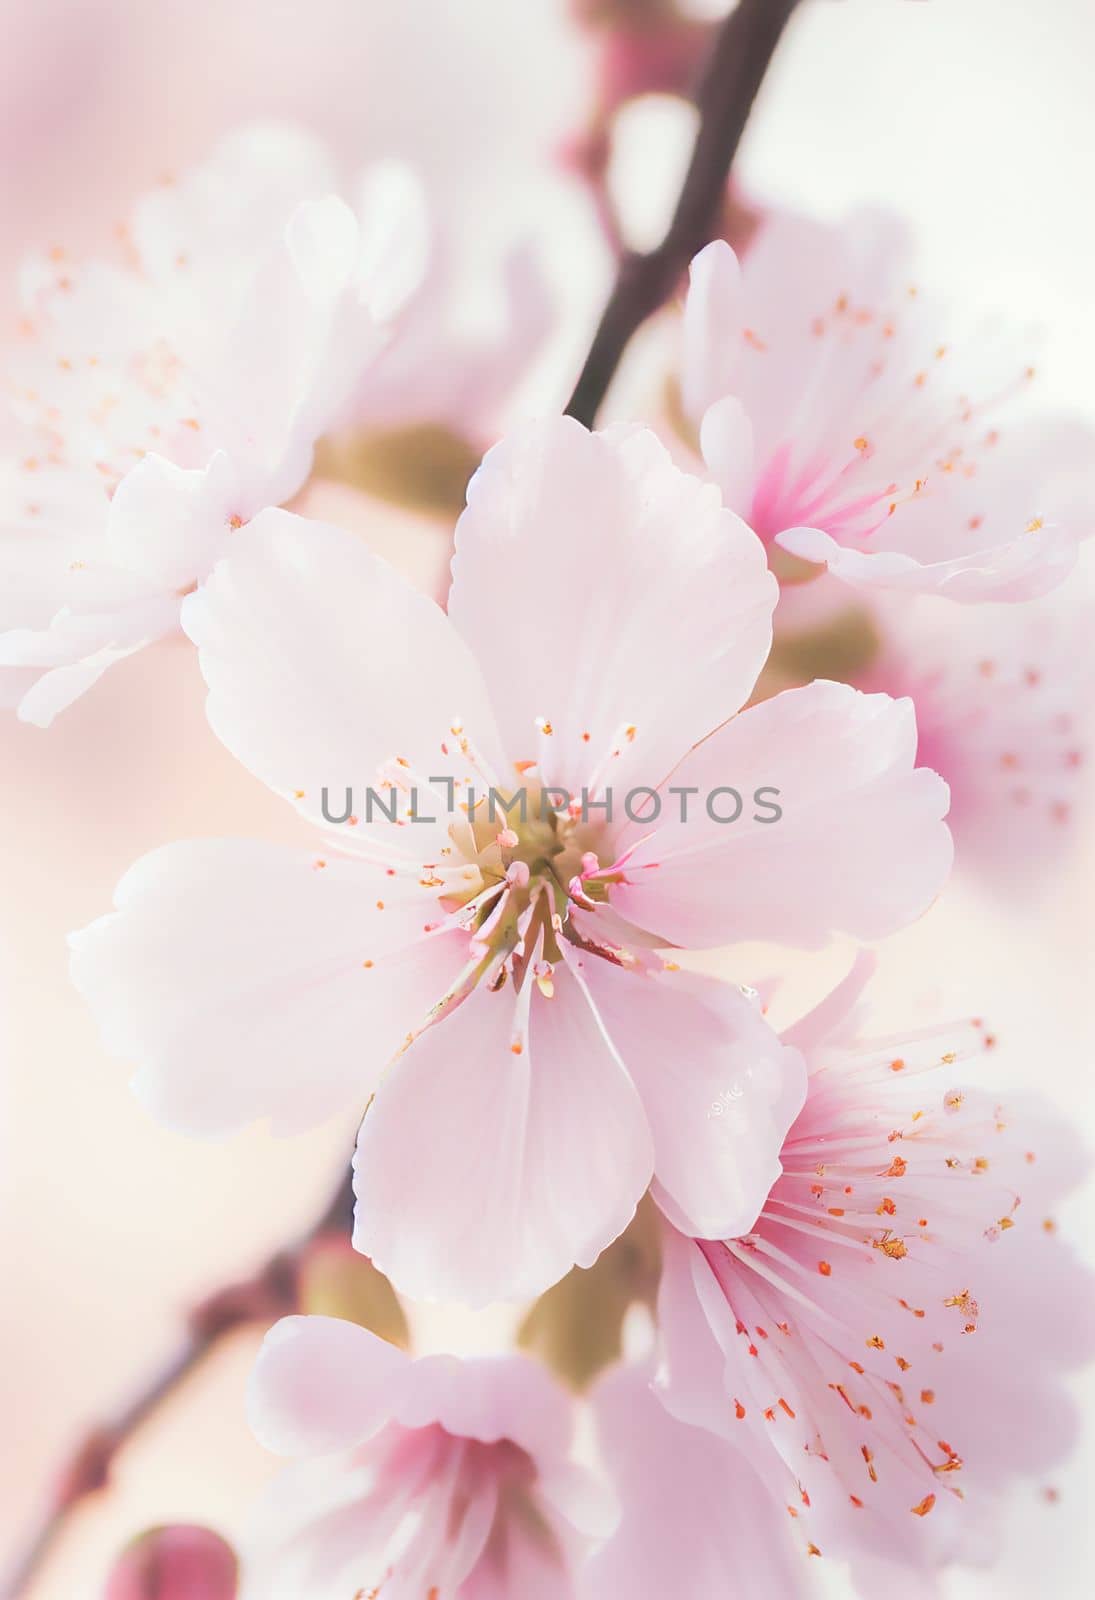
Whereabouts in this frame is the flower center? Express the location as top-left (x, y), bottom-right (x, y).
top-left (444, 782), bottom-right (617, 1004)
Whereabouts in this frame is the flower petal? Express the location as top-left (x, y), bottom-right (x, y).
top-left (575, 958), bottom-right (806, 1239)
top-left (353, 965), bottom-right (654, 1306)
top-left (247, 1315), bottom-right (409, 1457)
top-left (447, 416), bottom-right (775, 797)
top-left (698, 394), bottom-right (755, 515)
top-left (69, 839), bottom-right (463, 1136)
top-left (106, 450), bottom-right (241, 591)
top-left (182, 509), bottom-right (506, 835)
top-left (355, 161), bottom-right (431, 324)
top-left (393, 1353), bottom-right (573, 1463)
top-left (681, 239), bottom-right (744, 424)
top-left (583, 1362), bottom-right (805, 1600)
top-left (612, 680), bottom-right (952, 949)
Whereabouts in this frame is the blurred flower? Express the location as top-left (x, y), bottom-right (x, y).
top-left (760, 561), bottom-right (1095, 893)
top-left (69, 416), bottom-right (952, 1306)
top-left (0, 0), bottom-right (594, 290)
top-left (859, 582), bottom-right (1095, 892)
top-left (680, 210), bottom-right (1095, 602)
top-left (0, 123), bottom-right (428, 726)
top-left (655, 954), bottom-right (1094, 1577)
top-left (582, 1359), bottom-right (807, 1598)
top-left (243, 1315), bottom-right (610, 1599)
top-left (103, 1525), bottom-right (238, 1600)
top-left (345, 240), bottom-right (553, 450)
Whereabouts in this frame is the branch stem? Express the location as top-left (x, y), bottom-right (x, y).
top-left (565, 0), bottom-right (800, 427)
top-left (0, 1165), bottom-right (355, 1599)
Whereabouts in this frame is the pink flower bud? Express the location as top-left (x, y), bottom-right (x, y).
top-left (103, 1525), bottom-right (238, 1600)
top-left (597, 18), bottom-right (713, 112)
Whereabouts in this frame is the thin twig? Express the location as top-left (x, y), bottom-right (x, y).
top-left (565, 0), bottom-right (801, 427)
top-left (0, 1166), bottom-right (355, 1600)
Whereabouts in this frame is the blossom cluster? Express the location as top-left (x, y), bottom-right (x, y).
top-left (4, 89), bottom-right (1093, 1600)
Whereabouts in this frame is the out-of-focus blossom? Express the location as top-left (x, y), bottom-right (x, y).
top-left (681, 211), bottom-right (1094, 601)
top-left (0, 1), bottom-right (595, 284)
top-left (760, 561), bottom-right (1095, 893)
top-left (103, 1525), bottom-right (238, 1600)
top-left (655, 954), bottom-right (1094, 1577)
top-left (582, 1359), bottom-right (808, 1598)
top-left (69, 416), bottom-right (952, 1306)
top-left (347, 240), bottom-right (553, 448)
top-left (859, 584), bottom-right (1095, 892)
top-left (0, 124), bottom-right (428, 726)
top-left (243, 1315), bottom-right (611, 1599)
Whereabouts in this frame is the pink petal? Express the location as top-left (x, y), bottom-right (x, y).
top-left (247, 1315), bottom-right (408, 1457)
top-left (106, 450), bottom-right (241, 592)
top-left (355, 161), bottom-right (431, 324)
top-left (575, 958), bottom-right (806, 1239)
top-left (2, 591), bottom-right (182, 727)
top-left (393, 1353), bottom-right (573, 1464)
top-left (698, 393), bottom-right (755, 515)
top-left (182, 509), bottom-right (506, 836)
top-left (583, 1362), bottom-right (807, 1599)
top-left (130, 124), bottom-right (338, 286)
top-left (863, 585), bottom-right (1094, 889)
top-left (212, 194), bottom-right (379, 503)
top-left (680, 239), bottom-right (744, 424)
top-left (69, 839), bottom-right (464, 1136)
top-left (775, 519), bottom-right (1081, 602)
top-left (352, 965), bottom-right (654, 1305)
top-left (653, 1224), bottom-right (736, 1436)
top-left (447, 416), bottom-right (775, 797)
top-left (612, 680), bottom-right (952, 949)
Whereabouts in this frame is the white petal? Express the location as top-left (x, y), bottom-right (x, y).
top-left (182, 509), bottom-right (506, 837)
top-left (612, 681), bottom-right (953, 949)
top-left (69, 839), bottom-right (464, 1136)
top-left (576, 960), bottom-right (806, 1240)
top-left (681, 240), bottom-right (744, 424)
top-left (448, 416), bottom-right (775, 798)
top-left (247, 1314), bottom-right (408, 1457)
top-left (353, 965), bottom-right (654, 1306)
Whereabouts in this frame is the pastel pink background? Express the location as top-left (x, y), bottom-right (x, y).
top-left (1, 2), bottom-right (1092, 1595)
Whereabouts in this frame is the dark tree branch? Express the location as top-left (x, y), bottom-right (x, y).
top-left (565, 0), bottom-right (801, 427)
top-left (0, 1165), bottom-right (356, 1600)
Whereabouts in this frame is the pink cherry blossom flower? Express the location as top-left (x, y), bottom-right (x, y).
top-left (681, 210), bottom-right (1094, 602)
top-left (582, 1359), bottom-right (808, 1598)
top-left (0, 123), bottom-right (428, 726)
top-left (858, 585), bottom-right (1094, 891)
top-left (655, 954), bottom-right (1094, 1577)
top-left (243, 1315), bottom-right (611, 1600)
top-left (70, 417), bottom-right (952, 1304)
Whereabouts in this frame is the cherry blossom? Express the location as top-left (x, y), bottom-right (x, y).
top-left (655, 955), bottom-right (1094, 1575)
top-left (70, 416), bottom-right (952, 1305)
top-left (0, 123), bottom-right (428, 725)
top-left (681, 210), bottom-right (1094, 602)
top-left (243, 1315), bottom-right (611, 1600)
top-left (858, 585), bottom-right (1094, 891)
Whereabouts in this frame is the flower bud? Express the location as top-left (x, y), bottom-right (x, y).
top-left (103, 1525), bottom-right (238, 1600)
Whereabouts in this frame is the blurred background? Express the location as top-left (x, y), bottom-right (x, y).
top-left (1, 1), bottom-right (1092, 1595)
